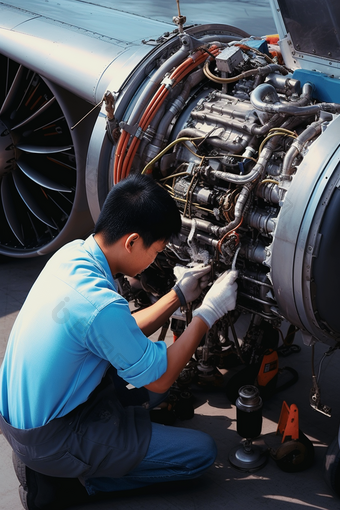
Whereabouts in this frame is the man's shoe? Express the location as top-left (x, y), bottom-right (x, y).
top-left (12, 451), bottom-right (90, 509)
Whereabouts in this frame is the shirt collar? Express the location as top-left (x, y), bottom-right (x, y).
top-left (83, 234), bottom-right (116, 288)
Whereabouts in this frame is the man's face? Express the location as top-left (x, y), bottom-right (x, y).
top-left (127, 238), bottom-right (167, 277)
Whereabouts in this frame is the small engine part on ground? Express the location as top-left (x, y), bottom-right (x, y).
top-left (256, 349), bottom-right (279, 399)
top-left (149, 388), bottom-right (195, 425)
top-left (229, 385), bottom-right (268, 471)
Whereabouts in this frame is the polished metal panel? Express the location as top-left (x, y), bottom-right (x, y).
top-left (271, 115), bottom-right (340, 345)
top-left (0, 0), bottom-right (174, 41)
top-left (0, 1), bottom-right (173, 104)
top-left (0, 4), bottom-right (38, 28)
top-left (0, 27), bottom-right (153, 103)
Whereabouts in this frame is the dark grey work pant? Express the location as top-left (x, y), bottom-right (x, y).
top-left (0, 372), bottom-right (151, 483)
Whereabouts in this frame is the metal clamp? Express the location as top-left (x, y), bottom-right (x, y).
top-left (161, 76), bottom-right (175, 90)
top-left (119, 121), bottom-right (145, 139)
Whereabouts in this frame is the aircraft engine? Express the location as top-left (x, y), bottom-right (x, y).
top-left (86, 11), bottom-right (340, 353)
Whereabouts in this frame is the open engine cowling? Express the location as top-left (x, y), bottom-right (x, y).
top-left (87, 18), bottom-right (340, 350)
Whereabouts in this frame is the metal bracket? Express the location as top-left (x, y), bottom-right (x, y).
top-left (310, 375), bottom-right (332, 417)
top-left (309, 344), bottom-right (337, 417)
top-left (119, 121), bottom-right (144, 139)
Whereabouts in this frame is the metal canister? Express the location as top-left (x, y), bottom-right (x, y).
top-left (236, 385), bottom-right (263, 439)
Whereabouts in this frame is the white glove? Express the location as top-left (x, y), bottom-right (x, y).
top-left (193, 270), bottom-right (238, 328)
top-left (173, 264), bottom-right (211, 306)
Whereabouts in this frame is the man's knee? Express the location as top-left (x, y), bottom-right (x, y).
top-left (198, 431), bottom-right (217, 469)
top-left (180, 428), bottom-right (217, 473)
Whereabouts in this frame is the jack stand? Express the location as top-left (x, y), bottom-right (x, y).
top-left (266, 401), bottom-right (314, 472)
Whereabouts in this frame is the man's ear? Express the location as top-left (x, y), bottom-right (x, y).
top-left (125, 233), bottom-right (139, 253)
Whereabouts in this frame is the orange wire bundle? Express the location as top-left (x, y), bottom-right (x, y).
top-left (113, 45), bottom-right (220, 184)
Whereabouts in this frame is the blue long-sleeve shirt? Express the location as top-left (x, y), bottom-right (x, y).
top-left (0, 235), bottom-right (167, 429)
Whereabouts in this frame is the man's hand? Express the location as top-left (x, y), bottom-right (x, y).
top-left (173, 264), bottom-right (211, 306)
top-left (193, 270), bottom-right (238, 328)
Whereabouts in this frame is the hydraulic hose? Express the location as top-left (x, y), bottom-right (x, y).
top-left (203, 62), bottom-right (288, 85)
top-left (281, 120), bottom-right (323, 178)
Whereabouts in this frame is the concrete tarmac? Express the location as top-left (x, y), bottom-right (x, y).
top-left (1, 253), bottom-right (340, 510)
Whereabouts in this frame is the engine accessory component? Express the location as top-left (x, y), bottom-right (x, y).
top-left (216, 46), bottom-right (244, 73)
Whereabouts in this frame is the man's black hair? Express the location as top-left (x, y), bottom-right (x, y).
top-left (94, 174), bottom-right (181, 247)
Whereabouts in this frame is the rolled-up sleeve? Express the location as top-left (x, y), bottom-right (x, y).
top-left (117, 340), bottom-right (167, 387)
top-left (85, 297), bottom-right (168, 387)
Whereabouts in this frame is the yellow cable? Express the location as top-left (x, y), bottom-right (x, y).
top-left (269, 127), bottom-right (297, 137)
top-left (141, 136), bottom-right (205, 175)
top-left (260, 178), bottom-right (279, 185)
top-left (159, 171), bottom-right (191, 182)
top-left (258, 132), bottom-right (296, 156)
top-left (165, 185), bottom-right (213, 214)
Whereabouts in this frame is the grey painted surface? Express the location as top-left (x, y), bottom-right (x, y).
top-left (0, 0), bottom-right (276, 36)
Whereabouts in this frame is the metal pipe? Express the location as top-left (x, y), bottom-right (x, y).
top-left (216, 182), bottom-right (252, 237)
top-left (250, 82), bottom-right (321, 116)
top-left (211, 146), bottom-right (273, 184)
top-left (177, 127), bottom-right (248, 154)
top-left (245, 207), bottom-right (276, 234)
top-left (250, 82), bottom-right (340, 117)
top-left (281, 120), bottom-right (323, 178)
top-left (240, 239), bottom-right (267, 264)
top-left (256, 181), bottom-right (280, 204)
